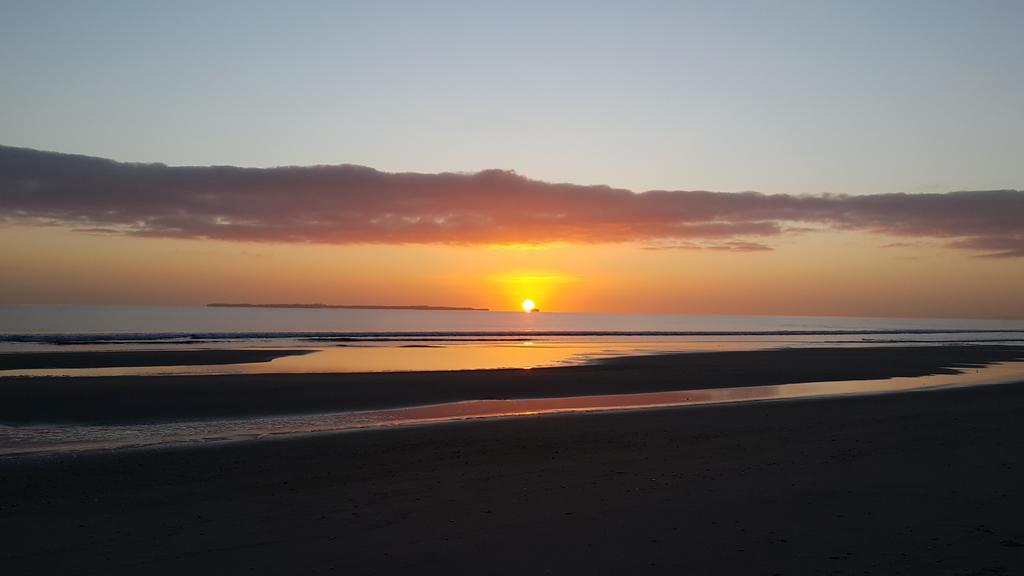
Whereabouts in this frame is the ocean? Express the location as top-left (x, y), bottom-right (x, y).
top-left (3, 306), bottom-right (1024, 455)
top-left (2, 305), bottom-right (1023, 376)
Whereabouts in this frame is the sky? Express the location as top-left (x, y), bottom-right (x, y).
top-left (1, 1), bottom-right (1022, 318)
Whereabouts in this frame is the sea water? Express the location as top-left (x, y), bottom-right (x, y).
top-left (1, 305), bottom-right (1023, 375)
top-left (3, 306), bottom-right (1024, 455)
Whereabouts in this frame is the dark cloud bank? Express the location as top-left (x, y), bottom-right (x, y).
top-left (1, 145), bottom-right (1022, 256)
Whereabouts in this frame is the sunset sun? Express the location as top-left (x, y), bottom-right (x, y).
top-left (4, 2), bottom-right (1024, 571)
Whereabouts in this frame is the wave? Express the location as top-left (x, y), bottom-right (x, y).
top-left (3, 328), bottom-right (1024, 345)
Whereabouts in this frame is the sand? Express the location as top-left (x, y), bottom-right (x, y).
top-left (2, 381), bottom-right (1024, 574)
top-left (2, 345), bottom-right (1024, 574)
top-left (0, 349), bottom-right (311, 371)
top-left (1, 345), bottom-right (1023, 424)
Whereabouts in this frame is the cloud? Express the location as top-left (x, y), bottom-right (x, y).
top-left (642, 241), bottom-right (773, 252)
top-left (1, 145), bottom-right (1022, 256)
top-left (71, 227), bottom-right (122, 235)
top-left (946, 236), bottom-right (1024, 258)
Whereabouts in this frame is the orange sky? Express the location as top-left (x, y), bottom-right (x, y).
top-left (3, 225), bottom-right (1022, 319)
top-left (3, 4), bottom-right (1023, 322)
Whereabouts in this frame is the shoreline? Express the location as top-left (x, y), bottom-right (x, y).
top-left (1, 345), bottom-right (1023, 425)
top-left (0, 349), bottom-right (312, 370)
top-left (3, 381), bottom-right (1024, 574)
top-left (4, 362), bottom-right (1022, 458)
top-left (20, 375), bottom-right (1024, 460)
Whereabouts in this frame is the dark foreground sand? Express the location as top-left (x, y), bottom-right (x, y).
top-left (3, 345), bottom-right (1024, 424)
top-left (2, 381), bottom-right (1024, 575)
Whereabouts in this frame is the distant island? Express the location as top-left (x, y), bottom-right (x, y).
top-left (207, 303), bottom-right (489, 311)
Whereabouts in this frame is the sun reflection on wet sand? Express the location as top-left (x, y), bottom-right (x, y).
top-left (0, 341), bottom-right (767, 377)
top-left (3, 361), bottom-right (1023, 457)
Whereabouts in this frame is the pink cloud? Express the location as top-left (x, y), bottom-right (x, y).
top-left (1, 145), bottom-right (1022, 256)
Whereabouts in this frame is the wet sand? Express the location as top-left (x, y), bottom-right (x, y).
top-left (1, 345), bottom-right (1023, 424)
top-left (0, 349), bottom-right (311, 371)
top-left (2, 381), bottom-right (1024, 575)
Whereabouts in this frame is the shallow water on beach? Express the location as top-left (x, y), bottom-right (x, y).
top-left (3, 360), bottom-right (1022, 457)
top-left (3, 307), bottom-right (1024, 455)
top-left (0, 341), bottom-right (775, 377)
top-left (3, 307), bottom-right (1023, 376)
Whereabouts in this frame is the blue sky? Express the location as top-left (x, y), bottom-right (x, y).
top-left (2, 0), bottom-right (1022, 194)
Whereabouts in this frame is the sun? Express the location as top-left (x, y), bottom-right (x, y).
top-left (521, 299), bottom-right (537, 313)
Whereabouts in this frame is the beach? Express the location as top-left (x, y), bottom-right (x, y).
top-left (3, 378), bottom-right (1024, 574)
top-left (0, 349), bottom-right (311, 371)
top-left (7, 3), bottom-right (1024, 572)
top-left (1, 345), bottom-right (1024, 573)
top-left (3, 345), bottom-right (1024, 425)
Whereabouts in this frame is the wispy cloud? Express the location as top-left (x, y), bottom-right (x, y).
top-left (641, 241), bottom-right (773, 252)
top-left (1, 145), bottom-right (1022, 256)
top-left (946, 236), bottom-right (1024, 258)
